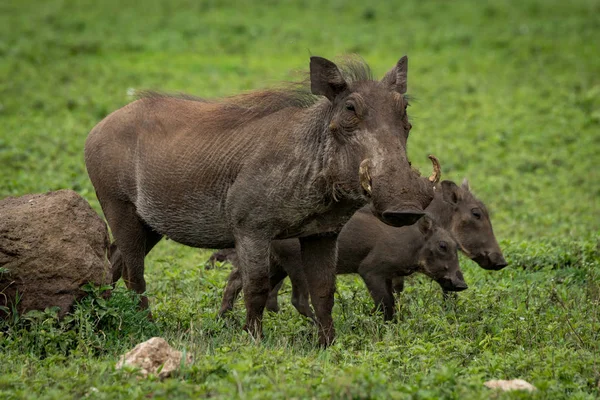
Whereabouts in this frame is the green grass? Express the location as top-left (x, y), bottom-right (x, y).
top-left (1, 0), bottom-right (599, 398)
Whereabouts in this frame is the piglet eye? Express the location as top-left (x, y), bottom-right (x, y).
top-left (439, 241), bottom-right (448, 251)
top-left (471, 208), bottom-right (482, 219)
top-left (345, 103), bottom-right (355, 112)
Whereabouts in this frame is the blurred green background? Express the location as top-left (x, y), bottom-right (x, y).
top-left (1, 0), bottom-right (598, 240)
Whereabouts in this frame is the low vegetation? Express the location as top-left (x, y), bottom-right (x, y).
top-left (1, 0), bottom-right (598, 398)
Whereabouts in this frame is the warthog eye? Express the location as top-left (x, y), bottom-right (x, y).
top-left (471, 208), bottom-right (482, 219)
top-left (345, 102), bottom-right (355, 112)
top-left (439, 241), bottom-right (448, 252)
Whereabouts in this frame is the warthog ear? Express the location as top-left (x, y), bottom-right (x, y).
top-left (441, 180), bottom-right (461, 205)
top-left (381, 55), bottom-right (408, 94)
top-left (418, 214), bottom-right (434, 237)
top-left (310, 56), bottom-right (348, 102)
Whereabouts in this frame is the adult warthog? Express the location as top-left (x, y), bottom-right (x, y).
top-left (85, 55), bottom-right (434, 346)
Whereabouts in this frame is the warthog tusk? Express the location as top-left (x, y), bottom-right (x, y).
top-left (359, 159), bottom-right (372, 196)
top-left (428, 154), bottom-right (441, 184)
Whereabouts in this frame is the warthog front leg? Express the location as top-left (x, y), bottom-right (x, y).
top-left (268, 254), bottom-right (315, 321)
top-left (265, 258), bottom-right (288, 313)
top-left (290, 276), bottom-right (315, 322)
top-left (235, 235), bottom-right (271, 341)
top-left (218, 267), bottom-right (243, 317)
top-left (362, 274), bottom-right (395, 321)
top-left (265, 280), bottom-right (283, 313)
top-left (218, 250), bottom-right (291, 318)
top-left (300, 233), bottom-right (338, 347)
top-left (391, 276), bottom-right (405, 293)
top-left (261, 263), bottom-right (315, 321)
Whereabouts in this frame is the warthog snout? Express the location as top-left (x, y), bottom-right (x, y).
top-left (381, 155), bottom-right (441, 226)
top-left (438, 275), bottom-right (468, 292)
top-left (361, 155), bottom-right (439, 228)
top-left (474, 251), bottom-right (508, 271)
top-left (436, 269), bottom-right (468, 292)
top-left (450, 279), bottom-right (469, 292)
top-left (488, 252), bottom-right (508, 270)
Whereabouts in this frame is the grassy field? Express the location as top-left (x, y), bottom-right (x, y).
top-left (1, 0), bottom-right (599, 398)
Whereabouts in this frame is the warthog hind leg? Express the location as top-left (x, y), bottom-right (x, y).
top-left (101, 199), bottom-right (162, 310)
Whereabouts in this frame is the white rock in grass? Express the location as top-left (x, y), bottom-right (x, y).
top-left (116, 337), bottom-right (192, 379)
top-left (484, 379), bottom-right (537, 392)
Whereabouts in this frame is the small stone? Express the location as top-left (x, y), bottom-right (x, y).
top-left (484, 379), bottom-right (537, 392)
top-left (116, 337), bottom-right (193, 379)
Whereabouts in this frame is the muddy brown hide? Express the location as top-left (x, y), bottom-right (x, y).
top-left (85, 55), bottom-right (434, 346)
top-left (219, 212), bottom-right (466, 321)
top-left (0, 190), bottom-right (110, 318)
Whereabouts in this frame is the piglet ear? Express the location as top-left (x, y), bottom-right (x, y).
top-left (381, 55), bottom-right (408, 94)
top-left (418, 214), bottom-right (434, 237)
top-left (310, 56), bottom-right (348, 102)
top-left (441, 180), bottom-right (461, 205)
